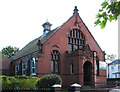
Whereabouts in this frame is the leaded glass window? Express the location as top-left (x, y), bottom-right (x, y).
top-left (68, 29), bottom-right (85, 52)
top-left (51, 50), bottom-right (60, 73)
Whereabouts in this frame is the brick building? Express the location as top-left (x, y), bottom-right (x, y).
top-left (11, 6), bottom-right (106, 87)
top-left (1, 58), bottom-right (12, 75)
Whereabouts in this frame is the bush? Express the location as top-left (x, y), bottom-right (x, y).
top-left (15, 76), bottom-right (39, 89)
top-left (36, 74), bottom-right (62, 88)
top-left (1, 76), bottom-right (16, 89)
top-left (1, 75), bottom-right (39, 90)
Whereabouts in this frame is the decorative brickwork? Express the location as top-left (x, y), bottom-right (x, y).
top-left (11, 6), bottom-right (107, 87)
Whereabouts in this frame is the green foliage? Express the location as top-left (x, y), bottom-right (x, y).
top-left (0, 51), bottom-right (2, 58)
top-left (106, 54), bottom-right (116, 61)
top-left (16, 76), bottom-right (39, 89)
top-left (36, 74), bottom-right (62, 88)
top-left (1, 76), bottom-right (16, 89)
top-left (0, 51), bottom-right (7, 58)
top-left (1, 75), bottom-right (39, 90)
top-left (1, 46), bottom-right (19, 58)
top-left (95, 0), bottom-right (120, 29)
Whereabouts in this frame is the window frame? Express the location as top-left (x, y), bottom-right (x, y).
top-left (31, 57), bottom-right (36, 76)
top-left (15, 65), bottom-right (18, 76)
top-left (68, 29), bottom-right (85, 53)
top-left (22, 62), bottom-right (26, 76)
top-left (118, 65), bottom-right (120, 70)
top-left (111, 65), bottom-right (114, 70)
top-left (119, 74), bottom-right (120, 78)
top-left (51, 50), bottom-right (60, 74)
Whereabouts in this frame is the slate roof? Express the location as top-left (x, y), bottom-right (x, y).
top-left (12, 6), bottom-right (104, 61)
top-left (12, 27), bottom-right (60, 60)
top-left (109, 59), bottom-right (120, 65)
top-left (12, 11), bottom-right (74, 61)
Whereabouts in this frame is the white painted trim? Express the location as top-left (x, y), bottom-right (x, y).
top-left (31, 73), bottom-right (36, 76)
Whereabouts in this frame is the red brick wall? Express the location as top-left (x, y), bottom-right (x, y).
top-left (12, 11), bottom-right (106, 87)
top-left (2, 58), bottom-right (12, 75)
top-left (36, 13), bottom-right (106, 86)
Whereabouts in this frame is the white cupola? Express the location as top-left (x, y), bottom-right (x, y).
top-left (42, 21), bottom-right (52, 36)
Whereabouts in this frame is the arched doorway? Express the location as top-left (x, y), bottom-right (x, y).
top-left (83, 61), bottom-right (92, 86)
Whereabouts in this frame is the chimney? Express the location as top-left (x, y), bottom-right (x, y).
top-left (42, 21), bottom-right (52, 36)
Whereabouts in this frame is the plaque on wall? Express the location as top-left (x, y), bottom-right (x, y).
top-left (99, 61), bottom-right (106, 69)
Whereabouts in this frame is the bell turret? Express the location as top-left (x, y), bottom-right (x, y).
top-left (42, 21), bottom-right (52, 35)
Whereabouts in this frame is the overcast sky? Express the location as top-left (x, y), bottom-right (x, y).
top-left (0, 0), bottom-right (118, 58)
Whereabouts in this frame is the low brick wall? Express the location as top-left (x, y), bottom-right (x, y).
top-left (80, 89), bottom-right (110, 92)
top-left (1, 86), bottom-right (120, 92)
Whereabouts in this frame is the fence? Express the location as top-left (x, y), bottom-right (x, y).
top-left (1, 88), bottom-right (119, 92)
top-left (1, 84), bottom-right (120, 92)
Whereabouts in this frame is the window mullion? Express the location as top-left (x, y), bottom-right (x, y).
top-left (51, 50), bottom-right (60, 74)
top-left (68, 29), bottom-right (85, 53)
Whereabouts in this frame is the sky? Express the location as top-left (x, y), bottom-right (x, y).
top-left (0, 0), bottom-right (118, 58)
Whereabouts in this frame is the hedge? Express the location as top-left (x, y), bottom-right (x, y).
top-left (1, 75), bottom-right (39, 90)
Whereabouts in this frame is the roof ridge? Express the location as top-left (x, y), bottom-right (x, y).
top-left (12, 27), bottom-right (61, 60)
top-left (12, 13), bottom-right (75, 60)
top-left (16, 36), bottom-right (40, 53)
top-left (109, 59), bottom-right (120, 65)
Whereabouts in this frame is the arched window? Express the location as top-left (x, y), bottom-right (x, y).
top-left (68, 29), bottom-right (85, 52)
top-left (96, 56), bottom-right (99, 76)
top-left (51, 50), bottom-right (60, 73)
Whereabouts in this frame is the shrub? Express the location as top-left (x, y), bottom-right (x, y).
top-left (1, 76), bottom-right (16, 89)
top-left (36, 74), bottom-right (62, 88)
top-left (1, 75), bottom-right (39, 90)
top-left (15, 76), bottom-right (39, 89)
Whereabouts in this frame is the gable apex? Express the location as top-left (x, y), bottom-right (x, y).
top-left (79, 15), bottom-right (104, 54)
top-left (73, 10), bottom-right (104, 54)
top-left (12, 6), bottom-right (104, 61)
top-left (73, 6), bottom-right (79, 15)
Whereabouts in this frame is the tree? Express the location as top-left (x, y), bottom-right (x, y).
top-left (106, 54), bottom-right (116, 61)
top-left (94, 0), bottom-right (120, 29)
top-left (1, 46), bottom-right (19, 58)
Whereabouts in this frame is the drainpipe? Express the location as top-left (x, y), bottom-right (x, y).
top-left (108, 64), bottom-right (109, 79)
top-left (93, 51), bottom-right (97, 87)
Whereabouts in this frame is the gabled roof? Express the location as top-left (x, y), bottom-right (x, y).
top-left (12, 27), bottom-right (60, 60)
top-left (12, 6), bottom-right (104, 61)
top-left (12, 10), bottom-right (74, 61)
top-left (109, 59), bottom-right (120, 65)
top-left (77, 15), bottom-right (104, 54)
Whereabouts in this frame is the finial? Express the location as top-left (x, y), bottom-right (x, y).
top-left (73, 6), bottom-right (79, 14)
top-left (75, 6), bottom-right (78, 10)
top-left (46, 18), bottom-right (48, 22)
